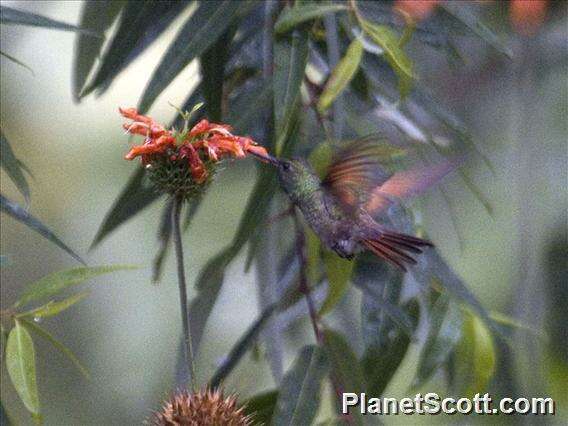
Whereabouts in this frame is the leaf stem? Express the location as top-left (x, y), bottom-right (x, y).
top-left (171, 195), bottom-right (197, 391)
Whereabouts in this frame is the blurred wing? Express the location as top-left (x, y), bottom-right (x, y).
top-left (366, 157), bottom-right (462, 214)
top-left (322, 136), bottom-right (392, 210)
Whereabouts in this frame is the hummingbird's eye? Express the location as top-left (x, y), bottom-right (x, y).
top-left (281, 162), bottom-right (291, 171)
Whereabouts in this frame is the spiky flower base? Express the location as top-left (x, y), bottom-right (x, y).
top-left (147, 155), bottom-right (216, 199)
top-left (152, 388), bottom-right (252, 426)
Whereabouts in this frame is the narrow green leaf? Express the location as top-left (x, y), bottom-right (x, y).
top-left (319, 250), bottom-right (354, 316)
top-left (1, 324), bottom-right (7, 369)
top-left (1, 130), bottom-right (30, 203)
top-left (200, 23), bottom-right (237, 122)
top-left (73, 0), bottom-right (125, 101)
top-left (91, 167), bottom-right (160, 249)
top-left (308, 142), bottom-right (333, 179)
top-left (318, 39), bottom-right (363, 113)
top-left (20, 318), bottom-right (89, 379)
top-left (226, 79), bottom-right (273, 136)
top-left (273, 27), bottom-right (309, 152)
top-left (80, 1), bottom-right (186, 98)
top-left (354, 254), bottom-right (411, 346)
top-left (138, 0), bottom-right (245, 113)
top-left (243, 390), bottom-right (278, 425)
top-left (1, 194), bottom-right (85, 265)
top-left (193, 166), bottom-right (278, 351)
top-left (489, 311), bottom-right (547, 340)
top-left (0, 50), bottom-right (34, 74)
top-left (440, 3), bottom-right (512, 58)
top-left (190, 250), bottom-right (228, 354)
top-left (5, 320), bottom-right (39, 416)
top-left (274, 3), bottom-right (347, 35)
top-left (360, 20), bottom-right (414, 98)
top-left (15, 265), bottom-right (138, 308)
top-left (209, 304), bottom-right (277, 388)
top-left (17, 292), bottom-right (90, 319)
top-left (323, 329), bottom-right (366, 394)
top-left (273, 345), bottom-right (329, 426)
top-left (413, 294), bottom-right (463, 388)
top-left (0, 5), bottom-right (99, 36)
top-left (323, 329), bottom-right (367, 426)
top-left (305, 227), bottom-right (321, 286)
top-left (452, 310), bottom-right (496, 397)
top-left (416, 248), bottom-right (498, 336)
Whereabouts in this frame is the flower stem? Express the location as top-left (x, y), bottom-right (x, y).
top-left (171, 195), bottom-right (197, 391)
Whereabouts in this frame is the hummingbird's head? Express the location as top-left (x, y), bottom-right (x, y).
top-left (250, 151), bottom-right (318, 198)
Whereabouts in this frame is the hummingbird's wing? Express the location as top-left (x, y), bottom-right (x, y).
top-left (365, 157), bottom-right (462, 215)
top-left (322, 137), bottom-right (392, 212)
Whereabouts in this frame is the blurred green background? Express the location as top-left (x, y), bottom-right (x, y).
top-left (1, 1), bottom-right (566, 424)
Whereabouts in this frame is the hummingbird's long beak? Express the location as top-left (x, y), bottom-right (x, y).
top-left (250, 151), bottom-right (280, 166)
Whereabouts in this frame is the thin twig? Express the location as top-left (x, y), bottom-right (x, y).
top-left (171, 195), bottom-right (197, 391)
top-left (291, 209), bottom-right (323, 344)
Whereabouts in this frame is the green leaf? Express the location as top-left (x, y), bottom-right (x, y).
top-left (0, 5), bottom-right (99, 35)
top-left (91, 167), bottom-right (160, 249)
top-left (197, 166), bottom-right (277, 291)
top-left (308, 142), bottom-right (333, 179)
top-left (81, 1), bottom-right (186, 98)
top-left (414, 294), bottom-right (463, 388)
top-left (362, 300), bottom-right (420, 396)
top-left (226, 79), bottom-right (273, 135)
top-left (243, 390), bottom-right (278, 425)
top-left (305, 227), bottom-right (322, 286)
top-left (1, 130), bottom-right (30, 203)
top-left (1, 194), bottom-right (85, 265)
top-left (190, 250), bottom-right (229, 354)
top-left (272, 345), bottom-right (329, 426)
top-left (274, 3), bottom-right (348, 35)
top-left (489, 311), bottom-right (547, 340)
top-left (273, 27), bottom-right (309, 152)
top-left (15, 265), bottom-right (138, 308)
top-left (17, 292), bottom-right (90, 319)
top-left (323, 328), bottom-right (366, 394)
top-left (0, 50), bottom-right (34, 74)
top-left (138, 0), bottom-right (245, 113)
top-left (319, 250), bottom-right (354, 316)
top-left (439, 3), bottom-right (512, 58)
top-left (317, 39), bottom-right (363, 113)
top-left (355, 254), bottom-right (412, 345)
top-left (322, 329), bottom-right (368, 426)
top-left (73, 0), bottom-right (125, 101)
top-left (209, 304), bottom-right (277, 388)
top-left (452, 310), bottom-right (496, 397)
top-left (5, 320), bottom-right (40, 416)
top-left (360, 20), bottom-right (414, 98)
top-left (200, 23), bottom-right (237, 122)
top-left (416, 248), bottom-right (499, 336)
top-left (20, 317), bottom-right (89, 379)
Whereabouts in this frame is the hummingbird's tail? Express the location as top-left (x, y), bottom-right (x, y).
top-left (362, 231), bottom-right (433, 272)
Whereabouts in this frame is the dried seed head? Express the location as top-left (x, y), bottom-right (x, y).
top-left (152, 388), bottom-right (252, 426)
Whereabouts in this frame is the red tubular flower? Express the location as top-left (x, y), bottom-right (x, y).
top-left (118, 106), bottom-right (270, 195)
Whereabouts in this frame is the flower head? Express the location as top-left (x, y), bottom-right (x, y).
top-left (119, 107), bottom-right (269, 198)
top-left (151, 388), bottom-right (252, 426)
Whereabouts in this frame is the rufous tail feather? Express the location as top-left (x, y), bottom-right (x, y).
top-left (363, 231), bottom-right (433, 272)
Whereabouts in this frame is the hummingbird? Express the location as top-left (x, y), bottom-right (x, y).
top-left (254, 138), bottom-right (457, 271)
